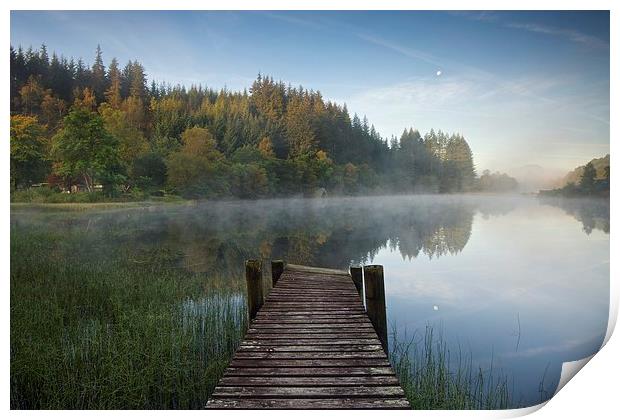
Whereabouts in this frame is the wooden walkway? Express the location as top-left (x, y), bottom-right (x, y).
top-left (206, 263), bottom-right (410, 409)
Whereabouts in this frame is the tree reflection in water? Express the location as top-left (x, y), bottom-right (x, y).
top-left (539, 196), bottom-right (609, 235)
top-left (12, 195), bottom-right (609, 282)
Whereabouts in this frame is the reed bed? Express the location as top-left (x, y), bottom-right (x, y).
top-left (10, 226), bottom-right (246, 409)
top-left (389, 326), bottom-right (512, 409)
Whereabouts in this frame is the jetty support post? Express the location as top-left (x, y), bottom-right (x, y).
top-left (350, 266), bottom-right (363, 299)
top-left (245, 259), bottom-right (264, 320)
top-left (271, 260), bottom-right (285, 287)
top-left (363, 265), bottom-right (388, 353)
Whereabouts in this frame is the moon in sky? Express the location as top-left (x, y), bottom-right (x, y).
top-left (433, 305), bottom-right (439, 311)
top-left (436, 70), bottom-right (442, 77)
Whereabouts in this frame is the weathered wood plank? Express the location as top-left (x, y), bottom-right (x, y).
top-left (233, 351), bottom-right (388, 359)
top-left (266, 294), bottom-right (360, 299)
top-left (255, 314), bottom-right (368, 319)
top-left (245, 333), bottom-right (379, 339)
top-left (218, 376), bottom-right (400, 387)
top-left (260, 305), bottom-right (366, 311)
top-left (257, 309), bottom-right (366, 318)
top-left (212, 386), bottom-right (406, 398)
top-left (229, 359), bottom-right (392, 368)
top-left (224, 367), bottom-right (396, 376)
top-left (237, 344), bottom-right (384, 352)
top-left (242, 339), bottom-right (382, 346)
top-left (284, 264), bottom-right (350, 275)
top-left (273, 284), bottom-right (355, 290)
top-left (248, 323), bottom-right (375, 329)
top-left (207, 398), bottom-right (411, 409)
top-left (262, 300), bottom-right (362, 305)
top-left (251, 318), bottom-right (371, 324)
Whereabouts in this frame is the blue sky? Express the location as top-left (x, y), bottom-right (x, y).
top-left (10, 11), bottom-right (610, 173)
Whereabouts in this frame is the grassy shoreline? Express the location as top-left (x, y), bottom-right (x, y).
top-left (10, 225), bottom-right (246, 409)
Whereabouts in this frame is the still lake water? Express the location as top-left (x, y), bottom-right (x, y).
top-left (12, 194), bottom-right (609, 407)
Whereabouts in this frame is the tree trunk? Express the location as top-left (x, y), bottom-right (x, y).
top-left (83, 173), bottom-right (93, 193)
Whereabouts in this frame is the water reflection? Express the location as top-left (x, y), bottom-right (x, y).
top-left (11, 195), bottom-right (609, 407)
top-left (12, 195), bottom-right (526, 272)
top-left (539, 196), bottom-right (610, 234)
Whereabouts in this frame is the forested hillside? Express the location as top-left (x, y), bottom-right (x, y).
top-left (10, 44), bottom-right (479, 199)
top-left (540, 155), bottom-right (610, 197)
top-left (559, 154), bottom-right (610, 187)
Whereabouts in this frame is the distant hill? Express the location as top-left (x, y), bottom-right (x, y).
top-left (560, 155), bottom-right (610, 186)
top-left (539, 154), bottom-right (610, 197)
top-left (507, 164), bottom-right (565, 193)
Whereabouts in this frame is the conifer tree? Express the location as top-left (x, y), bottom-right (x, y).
top-left (91, 45), bottom-right (106, 102)
top-left (105, 58), bottom-right (122, 109)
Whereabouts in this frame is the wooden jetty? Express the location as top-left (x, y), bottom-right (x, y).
top-left (206, 261), bottom-right (410, 409)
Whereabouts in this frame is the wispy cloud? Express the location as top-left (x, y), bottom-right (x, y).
top-left (353, 77), bottom-right (476, 105)
top-left (261, 11), bottom-right (326, 30)
top-left (355, 33), bottom-right (563, 108)
top-left (502, 333), bottom-right (603, 359)
top-left (449, 11), bottom-right (499, 22)
top-left (357, 33), bottom-right (445, 68)
top-left (450, 11), bottom-right (608, 49)
top-left (506, 22), bottom-right (608, 49)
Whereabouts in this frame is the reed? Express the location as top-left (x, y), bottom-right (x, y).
top-left (10, 226), bottom-right (246, 409)
top-left (389, 326), bottom-right (512, 409)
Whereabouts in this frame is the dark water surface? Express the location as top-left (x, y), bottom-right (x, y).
top-left (11, 194), bottom-right (609, 407)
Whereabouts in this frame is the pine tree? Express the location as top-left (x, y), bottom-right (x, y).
top-left (580, 162), bottom-right (597, 194)
top-left (105, 58), bottom-right (122, 109)
top-left (91, 45), bottom-right (106, 102)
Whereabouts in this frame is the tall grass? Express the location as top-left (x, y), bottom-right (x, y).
top-left (389, 326), bottom-right (512, 409)
top-left (10, 226), bottom-right (246, 409)
top-left (11, 187), bottom-right (185, 205)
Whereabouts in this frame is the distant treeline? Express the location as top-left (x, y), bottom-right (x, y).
top-left (10, 44), bottom-right (512, 199)
top-left (540, 157), bottom-right (610, 198)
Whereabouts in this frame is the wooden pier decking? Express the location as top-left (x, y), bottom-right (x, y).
top-left (206, 263), bottom-right (410, 409)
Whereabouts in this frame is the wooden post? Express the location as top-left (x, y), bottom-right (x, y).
top-left (245, 259), bottom-right (263, 320)
top-left (363, 265), bottom-right (388, 354)
top-left (271, 260), bottom-right (285, 287)
top-left (350, 266), bottom-right (363, 298)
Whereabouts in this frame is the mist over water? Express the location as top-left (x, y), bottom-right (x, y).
top-left (11, 194), bottom-right (609, 407)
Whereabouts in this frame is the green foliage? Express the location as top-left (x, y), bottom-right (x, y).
top-left (477, 170), bottom-right (518, 193)
top-left (580, 162), bottom-right (597, 193)
top-left (166, 127), bottom-right (229, 198)
top-left (561, 154), bottom-right (609, 186)
top-left (99, 103), bottom-right (148, 172)
top-left (10, 115), bottom-right (49, 189)
top-left (131, 152), bottom-right (167, 190)
top-left (51, 106), bottom-right (123, 193)
top-left (230, 163), bottom-right (270, 198)
top-left (11, 44), bottom-right (484, 199)
top-left (10, 187), bottom-right (107, 203)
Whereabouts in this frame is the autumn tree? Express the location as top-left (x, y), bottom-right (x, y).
top-left (105, 58), bottom-right (122, 109)
top-left (10, 115), bottom-right (49, 189)
top-left (166, 127), bottom-right (229, 197)
top-left (258, 136), bottom-right (275, 157)
top-left (19, 76), bottom-right (46, 115)
top-left (286, 92), bottom-right (317, 158)
top-left (99, 103), bottom-right (149, 189)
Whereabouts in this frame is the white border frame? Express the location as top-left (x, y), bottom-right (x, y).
top-left (3, 2), bottom-right (617, 419)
